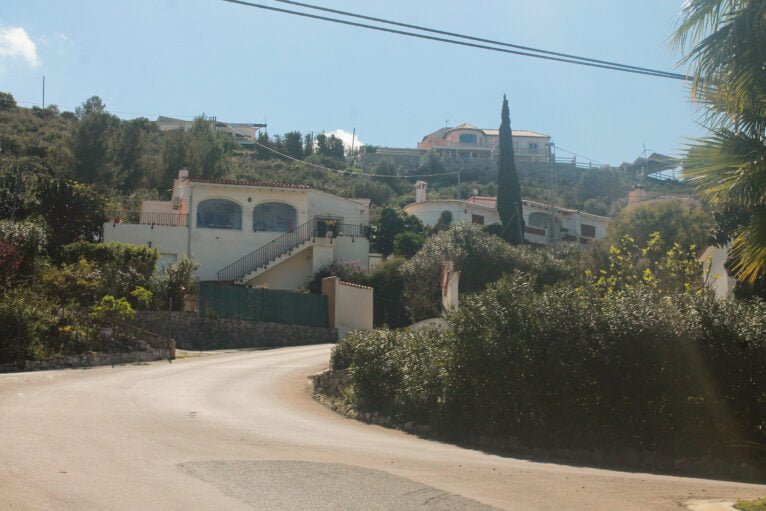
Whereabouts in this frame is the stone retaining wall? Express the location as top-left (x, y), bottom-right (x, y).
top-left (0, 346), bottom-right (173, 373)
top-left (133, 311), bottom-right (337, 350)
top-left (312, 368), bottom-right (350, 398)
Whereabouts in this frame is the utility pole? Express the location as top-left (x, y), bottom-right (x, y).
top-left (548, 142), bottom-right (558, 249)
top-left (42, 76), bottom-right (45, 109)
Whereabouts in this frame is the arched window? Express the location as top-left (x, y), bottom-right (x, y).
top-left (196, 199), bottom-right (242, 230)
top-left (253, 202), bottom-right (297, 232)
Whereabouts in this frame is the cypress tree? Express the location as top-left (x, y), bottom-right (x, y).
top-left (496, 95), bottom-right (524, 244)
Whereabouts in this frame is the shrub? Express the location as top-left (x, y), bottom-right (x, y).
top-left (62, 241), bottom-right (158, 297)
top-left (306, 260), bottom-right (369, 294)
top-left (402, 223), bottom-right (582, 320)
top-left (40, 258), bottom-right (104, 305)
top-left (367, 257), bottom-right (409, 328)
top-left (335, 273), bottom-right (766, 461)
top-left (0, 290), bottom-right (48, 364)
top-left (150, 256), bottom-right (198, 310)
top-left (392, 231), bottom-right (425, 258)
top-left (0, 220), bottom-right (47, 280)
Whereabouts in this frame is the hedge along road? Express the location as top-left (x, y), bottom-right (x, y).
top-left (0, 345), bottom-right (763, 511)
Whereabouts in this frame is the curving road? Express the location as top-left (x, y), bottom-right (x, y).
top-left (1, 345), bottom-right (763, 510)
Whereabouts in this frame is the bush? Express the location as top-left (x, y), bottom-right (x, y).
top-left (0, 220), bottom-right (47, 280)
top-left (392, 231), bottom-right (425, 258)
top-left (331, 328), bottom-right (450, 421)
top-left (334, 273), bottom-right (766, 461)
top-left (367, 257), bottom-right (409, 328)
top-left (402, 223), bottom-right (583, 320)
top-left (150, 256), bottom-right (198, 311)
top-left (306, 260), bottom-right (369, 294)
top-left (40, 258), bottom-right (104, 305)
top-left (62, 241), bottom-right (158, 297)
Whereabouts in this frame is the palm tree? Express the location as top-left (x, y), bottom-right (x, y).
top-left (673, 0), bottom-right (766, 283)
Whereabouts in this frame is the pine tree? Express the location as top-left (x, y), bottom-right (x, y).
top-left (496, 95), bottom-right (524, 244)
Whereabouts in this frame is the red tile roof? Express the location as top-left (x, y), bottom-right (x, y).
top-left (188, 177), bottom-right (311, 189)
top-left (465, 196), bottom-right (497, 207)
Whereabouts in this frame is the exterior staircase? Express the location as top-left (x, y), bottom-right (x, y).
top-left (216, 218), bottom-right (318, 285)
top-left (216, 218), bottom-right (370, 285)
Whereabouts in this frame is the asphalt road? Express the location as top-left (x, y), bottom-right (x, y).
top-left (1, 345), bottom-right (764, 510)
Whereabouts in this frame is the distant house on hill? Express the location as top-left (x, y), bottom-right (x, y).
top-left (104, 168), bottom-right (370, 290)
top-left (403, 181), bottom-right (609, 246)
top-left (417, 123), bottom-right (551, 163)
top-left (154, 116), bottom-right (267, 148)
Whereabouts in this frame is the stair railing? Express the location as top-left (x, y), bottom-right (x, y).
top-left (216, 218), bottom-right (317, 282)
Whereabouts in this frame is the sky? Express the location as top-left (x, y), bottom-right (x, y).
top-left (1, 0), bottom-right (703, 166)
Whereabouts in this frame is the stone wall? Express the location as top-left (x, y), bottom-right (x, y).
top-left (0, 345), bottom-right (173, 373)
top-left (133, 311), bottom-right (337, 350)
top-left (312, 368), bottom-right (350, 398)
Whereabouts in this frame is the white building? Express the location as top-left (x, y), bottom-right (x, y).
top-left (403, 181), bottom-right (610, 245)
top-left (699, 244), bottom-right (736, 300)
top-left (104, 169), bottom-right (370, 290)
top-left (418, 123), bottom-right (551, 163)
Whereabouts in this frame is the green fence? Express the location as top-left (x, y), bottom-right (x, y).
top-left (199, 283), bottom-right (329, 328)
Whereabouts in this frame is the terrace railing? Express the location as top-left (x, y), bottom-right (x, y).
top-left (106, 211), bottom-right (189, 227)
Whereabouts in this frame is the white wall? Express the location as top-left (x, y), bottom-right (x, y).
top-left (249, 246), bottom-right (315, 291)
top-left (333, 236), bottom-right (370, 270)
top-left (103, 223), bottom-right (187, 259)
top-left (308, 191), bottom-right (369, 225)
top-left (700, 245), bottom-right (735, 299)
top-left (322, 277), bottom-right (373, 337)
top-left (403, 201), bottom-right (499, 227)
top-left (405, 200), bottom-right (610, 246)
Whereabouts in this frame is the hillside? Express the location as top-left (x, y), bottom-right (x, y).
top-left (0, 92), bottom-right (690, 217)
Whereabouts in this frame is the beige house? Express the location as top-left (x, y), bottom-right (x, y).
top-left (404, 181), bottom-right (610, 246)
top-left (155, 116), bottom-right (267, 148)
top-left (418, 123), bottom-right (551, 163)
top-left (104, 169), bottom-right (370, 290)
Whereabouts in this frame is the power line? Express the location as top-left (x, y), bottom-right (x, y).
top-left (273, 0), bottom-right (687, 80)
top-left (222, 0), bottom-right (689, 81)
top-left (554, 146), bottom-right (605, 166)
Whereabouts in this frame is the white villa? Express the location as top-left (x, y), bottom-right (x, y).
top-left (104, 169), bottom-right (370, 290)
top-left (403, 181), bottom-right (610, 245)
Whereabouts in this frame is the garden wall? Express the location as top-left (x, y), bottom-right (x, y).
top-left (132, 311), bottom-right (337, 350)
top-left (0, 344), bottom-right (173, 372)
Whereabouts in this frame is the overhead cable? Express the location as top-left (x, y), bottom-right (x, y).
top-left (273, 0), bottom-right (687, 80)
top-left (222, 0), bottom-right (689, 80)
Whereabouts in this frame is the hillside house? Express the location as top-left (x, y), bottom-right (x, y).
top-left (403, 181), bottom-right (610, 245)
top-left (417, 123), bottom-right (551, 163)
top-left (155, 116), bottom-right (267, 148)
top-left (104, 169), bottom-right (370, 290)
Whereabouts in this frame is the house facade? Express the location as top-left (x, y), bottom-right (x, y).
top-left (404, 182), bottom-right (610, 246)
top-left (417, 123), bottom-right (551, 163)
top-left (155, 116), bottom-right (267, 148)
top-left (104, 169), bottom-right (370, 290)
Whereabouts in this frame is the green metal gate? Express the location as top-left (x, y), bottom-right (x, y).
top-left (199, 283), bottom-right (329, 328)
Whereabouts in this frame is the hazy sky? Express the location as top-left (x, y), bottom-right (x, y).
top-left (1, 0), bottom-right (702, 165)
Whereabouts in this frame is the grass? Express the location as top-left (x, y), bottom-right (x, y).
top-left (736, 497), bottom-right (766, 511)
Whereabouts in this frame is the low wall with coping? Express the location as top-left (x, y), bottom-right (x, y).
top-left (0, 345), bottom-right (173, 373)
top-left (132, 311), bottom-right (337, 350)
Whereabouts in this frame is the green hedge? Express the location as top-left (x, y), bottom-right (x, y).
top-left (332, 275), bottom-right (766, 460)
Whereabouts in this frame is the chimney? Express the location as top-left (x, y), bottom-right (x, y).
top-left (415, 180), bottom-right (428, 203)
top-left (178, 167), bottom-right (189, 180)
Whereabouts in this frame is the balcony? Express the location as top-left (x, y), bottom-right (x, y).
top-left (105, 211), bottom-right (189, 227)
